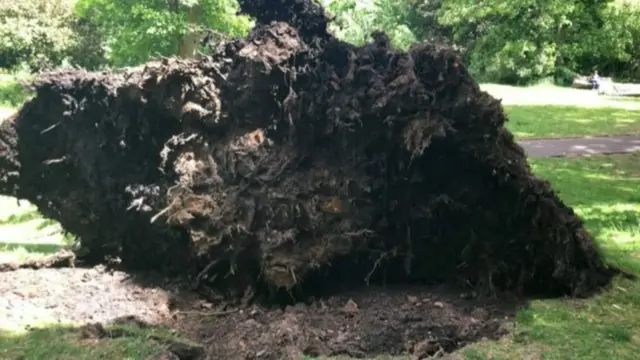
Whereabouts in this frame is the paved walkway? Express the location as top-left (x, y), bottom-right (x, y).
top-left (519, 135), bottom-right (640, 158)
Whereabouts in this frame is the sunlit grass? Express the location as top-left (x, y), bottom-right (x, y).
top-left (504, 105), bottom-right (640, 139)
top-left (481, 83), bottom-right (640, 108)
top-left (480, 84), bottom-right (640, 139)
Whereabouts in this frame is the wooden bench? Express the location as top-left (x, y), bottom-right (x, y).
top-left (572, 75), bottom-right (612, 89)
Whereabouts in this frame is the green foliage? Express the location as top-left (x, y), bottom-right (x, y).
top-left (0, 1), bottom-right (77, 71)
top-left (437, 0), bottom-right (610, 84)
top-left (323, 0), bottom-right (640, 84)
top-left (323, 0), bottom-right (416, 49)
top-left (0, 0), bottom-right (109, 72)
top-left (74, 0), bottom-right (253, 66)
top-left (0, 75), bottom-right (32, 108)
top-left (572, 3), bottom-right (640, 82)
top-left (1, 0), bottom-right (640, 84)
top-left (67, 17), bottom-right (109, 70)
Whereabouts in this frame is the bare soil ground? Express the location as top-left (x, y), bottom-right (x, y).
top-left (0, 265), bottom-right (174, 332)
top-left (0, 264), bottom-right (520, 359)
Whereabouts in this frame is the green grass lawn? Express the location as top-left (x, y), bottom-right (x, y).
top-left (0, 324), bottom-right (181, 360)
top-left (505, 105), bottom-right (640, 139)
top-left (480, 84), bottom-right (640, 139)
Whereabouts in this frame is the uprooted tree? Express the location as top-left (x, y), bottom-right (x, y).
top-left (0, 0), bottom-right (617, 300)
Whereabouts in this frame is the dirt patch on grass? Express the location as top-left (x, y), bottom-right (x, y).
top-left (0, 266), bottom-right (174, 331)
top-left (171, 285), bottom-right (518, 359)
top-left (0, 265), bottom-right (519, 359)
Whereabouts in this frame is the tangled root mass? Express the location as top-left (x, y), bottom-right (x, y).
top-left (0, 0), bottom-right (616, 301)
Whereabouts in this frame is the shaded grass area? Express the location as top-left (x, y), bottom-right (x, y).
top-left (458, 153), bottom-right (640, 360)
top-left (0, 323), bottom-right (178, 360)
top-left (505, 105), bottom-right (640, 139)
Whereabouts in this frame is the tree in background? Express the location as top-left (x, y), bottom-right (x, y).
top-left (573, 2), bottom-right (640, 82)
top-left (435, 0), bottom-right (612, 84)
top-left (0, 1), bottom-right (77, 71)
top-left (74, 0), bottom-right (252, 67)
top-left (2, 0), bottom-right (640, 85)
top-left (0, 0), bottom-right (107, 72)
top-left (322, 0), bottom-right (417, 49)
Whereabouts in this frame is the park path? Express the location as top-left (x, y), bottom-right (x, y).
top-left (519, 135), bottom-right (640, 158)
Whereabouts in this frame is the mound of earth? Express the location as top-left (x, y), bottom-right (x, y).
top-left (0, 0), bottom-right (616, 306)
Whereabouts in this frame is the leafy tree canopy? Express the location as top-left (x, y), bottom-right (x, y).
top-left (74, 0), bottom-right (253, 66)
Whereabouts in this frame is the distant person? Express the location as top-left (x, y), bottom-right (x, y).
top-left (590, 70), bottom-right (601, 90)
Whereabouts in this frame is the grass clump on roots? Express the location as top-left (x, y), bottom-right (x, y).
top-left (0, 0), bottom-right (619, 302)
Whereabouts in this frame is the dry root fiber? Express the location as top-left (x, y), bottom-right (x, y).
top-left (0, 0), bottom-right (616, 299)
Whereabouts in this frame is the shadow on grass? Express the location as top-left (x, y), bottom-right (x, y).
top-left (0, 323), bottom-right (185, 360)
top-left (505, 105), bottom-right (640, 138)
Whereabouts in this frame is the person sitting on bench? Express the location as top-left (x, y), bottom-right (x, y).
top-left (590, 70), bottom-right (601, 90)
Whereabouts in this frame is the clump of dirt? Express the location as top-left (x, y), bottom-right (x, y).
top-left (0, 0), bottom-right (616, 306)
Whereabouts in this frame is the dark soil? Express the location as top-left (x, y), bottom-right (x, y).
top-left (0, 264), bottom-right (520, 360)
top-left (172, 285), bottom-right (518, 360)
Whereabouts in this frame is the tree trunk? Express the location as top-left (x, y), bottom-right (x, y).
top-left (178, 6), bottom-right (201, 59)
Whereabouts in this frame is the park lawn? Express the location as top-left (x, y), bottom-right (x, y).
top-left (459, 153), bottom-right (640, 360)
top-left (504, 104), bottom-right (640, 139)
top-left (0, 324), bottom-right (180, 360)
